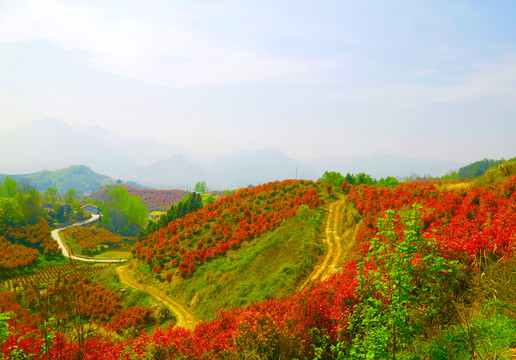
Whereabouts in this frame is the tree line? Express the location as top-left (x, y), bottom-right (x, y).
top-left (139, 192), bottom-right (204, 239)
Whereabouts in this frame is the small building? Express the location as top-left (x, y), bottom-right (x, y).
top-left (81, 204), bottom-right (99, 215)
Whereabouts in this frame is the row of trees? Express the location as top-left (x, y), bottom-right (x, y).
top-left (0, 177), bottom-right (45, 227)
top-left (140, 192), bottom-right (204, 239)
top-left (319, 171), bottom-right (399, 189)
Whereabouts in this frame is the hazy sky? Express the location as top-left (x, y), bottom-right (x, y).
top-left (1, 0), bottom-right (515, 162)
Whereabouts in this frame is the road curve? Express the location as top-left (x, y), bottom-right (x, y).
top-left (300, 196), bottom-right (357, 291)
top-left (51, 214), bottom-right (127, 263)
top-left (117, 264), bottom-right (198, 330)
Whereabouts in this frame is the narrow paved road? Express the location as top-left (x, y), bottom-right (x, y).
top-left (300, 196), bottom-right (358, 291)
top-left (117, 264), bottom-right (198, 330)
top-left (51, 214), bottom-right (126, 263)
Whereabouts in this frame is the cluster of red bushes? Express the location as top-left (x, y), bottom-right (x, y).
top-left (94, 185), bottom-right (187, 211)
top-left (0, 291), bottom-right (38, 327)
top-left (347, 176), bottom-right (516, 261)
top-left (22, 276), bottom-right (123, 322)
top-left (1, 220), bottom-right (59, 257)
top-left (134, 180), bottom-right (324, 277)
top-left (1, 264), bottom-right (358, 359)
top-left (61, 226), bottom-right (123, 255)
top-left (109, 306), bottom-right (154, 334)
top-left (0, 236), bottom-right (39, 270)
top-left (0, 220), bottom-right (60, 270)
top-left (1, 275), bottom-right (159, 358)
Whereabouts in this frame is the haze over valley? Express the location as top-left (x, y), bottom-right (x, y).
top-left (1, 118), bottom-right (465, 190)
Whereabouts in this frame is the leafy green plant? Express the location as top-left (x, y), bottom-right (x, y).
top-left (343, 204), bottom-right (461, 360)
top-left (0, 312), bottom-right (10, 345)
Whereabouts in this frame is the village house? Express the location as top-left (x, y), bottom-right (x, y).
top-left (81, 204), bottom-right (99, 215)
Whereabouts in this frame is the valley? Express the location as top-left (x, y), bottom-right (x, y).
top-left (116, 264), bottom-right (198, 330)
top-left (0, 159), bottom-right (515, 359)
top-left (3, 3), bottom-right (516, 357)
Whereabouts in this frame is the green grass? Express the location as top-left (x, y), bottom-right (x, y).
top-left (60, 233), bottom-right (84, 255)
top-left (93, 250), bottom-right (132, 259)
top-left (400, 257), bottom-right (516, 360)
top-left (150, 211), bottom-right (166, 216)
top-left (61, 232), bottom-right (131, 260)
top-left (165, 204), bottom-right (325, 320)
top-left (93, 264), bottom-right (176, 328)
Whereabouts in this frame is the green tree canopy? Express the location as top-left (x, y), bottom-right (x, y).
top-left (319, 171), bottom-right (346, 188)
top-left (64, 188), bottom-right (77, 203)
top-left (194, 181), bottom-right (207, 193)
top-left (141, 192), bottom-right (204, 239)
top-left (16, 188), bottom-right (44, 225)
top-left (0, 177), bottom-right (17, 198)
top-left (44, 187), bottom-right (58, 203)
top-left (0, 197), bottom-right (23, 226)
top-left (101, 186), bottom-right (148, 237)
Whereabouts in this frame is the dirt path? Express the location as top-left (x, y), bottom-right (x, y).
top-left (51, 214), bottom-right (127, 263)
top-left (300, 196), bottom-right (358, 291)
top-left (116, 264), bottom-right (198, 330)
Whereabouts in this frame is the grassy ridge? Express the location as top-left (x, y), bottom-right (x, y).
top-left (167, 205), bottom-right (325, 319)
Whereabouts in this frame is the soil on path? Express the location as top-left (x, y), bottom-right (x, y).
top-left (116, 264), bottom-right (198, 330)
top-left (300, 196), bottom-right (358, 291)
top-left (51, 214), bottom-right (126, 263)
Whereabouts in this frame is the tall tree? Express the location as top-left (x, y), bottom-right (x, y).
top-left (64, 188), bottom-right (77, 204)
top-left (102, 186), bottom-right (148, 237)
top-left (140, 192), bottom-right (204, 239)
top-left (0, 177), bottom-right (17, 198)
top-left (319, 171), bottom-right (345, 188)
top-left (16, 188), bottom-right (44, 225)
top-left (194, 181), bottom-right (207, 193)
top-left (0, 197), bottom-right (23, 226)
top-left (44, 187), bottom-right (58, 204)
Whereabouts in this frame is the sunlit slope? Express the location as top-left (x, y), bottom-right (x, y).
top-left (133, 180), bottom-right (333, 318)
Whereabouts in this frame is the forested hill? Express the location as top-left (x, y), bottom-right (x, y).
top-left (93, 185), bottom-right (188, 212)
top-left (134, 179), bottom-right (325, 278)
top-left (0, 165), bottom-right (112, 194)
top-left (456, 157), bottom-right (515, 179)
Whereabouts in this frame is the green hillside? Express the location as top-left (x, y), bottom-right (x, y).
top-left (0, 165), bottom-right (112, 195)
top-left (150, 204), bottom-right (326, 319)
top-left (133, 179), bottom-right (334, 318)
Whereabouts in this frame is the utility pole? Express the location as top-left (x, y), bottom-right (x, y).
top-left (295, 167), bottom-right (298, 179)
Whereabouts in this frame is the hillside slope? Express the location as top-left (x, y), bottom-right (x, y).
top-left (132, 179), bottom-right (332, 318)
top-left (0, 165), bottom-right (112, 194)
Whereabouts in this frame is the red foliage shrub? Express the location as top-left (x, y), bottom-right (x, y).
top-left (110, 306), bottom-right (154, 334)
top-left (94, 185), bottom-right (188, 212)
top-left (0, 291), bottom-right (37, 327)
top-left (61, 226), bottom-right (124, 255)
top-left (0, 236), bottom-right (39, 270)
top-left (348, 176), bottom-right (516, 262)
top-left (1, 220), bottom-right (59, 258)
top-left (134, 180), bottom-right (325, 277)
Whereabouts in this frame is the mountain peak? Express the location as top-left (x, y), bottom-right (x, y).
top-left (36, 117), bottom-right (69, 128)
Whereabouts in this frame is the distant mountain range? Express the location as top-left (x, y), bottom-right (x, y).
top-left (0, 118), bottom-right (465, 190)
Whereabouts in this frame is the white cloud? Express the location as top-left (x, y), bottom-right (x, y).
top-left (0, 0), bottom-right (309, 87)
top-left (434, 56), bottom-right (516, 103)
top-left (331, 56), bottom-right (516, 105)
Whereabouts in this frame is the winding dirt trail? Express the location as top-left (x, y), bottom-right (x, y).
top-left (300, 196), bottom-right (358, 291)
top-left (116, 264), bottom-right (198, 330)
top-left (51, 214), bottom-right (127, 263)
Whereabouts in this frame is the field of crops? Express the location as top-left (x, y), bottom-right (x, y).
top-left (2, 263), bottom-right (111, 291)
